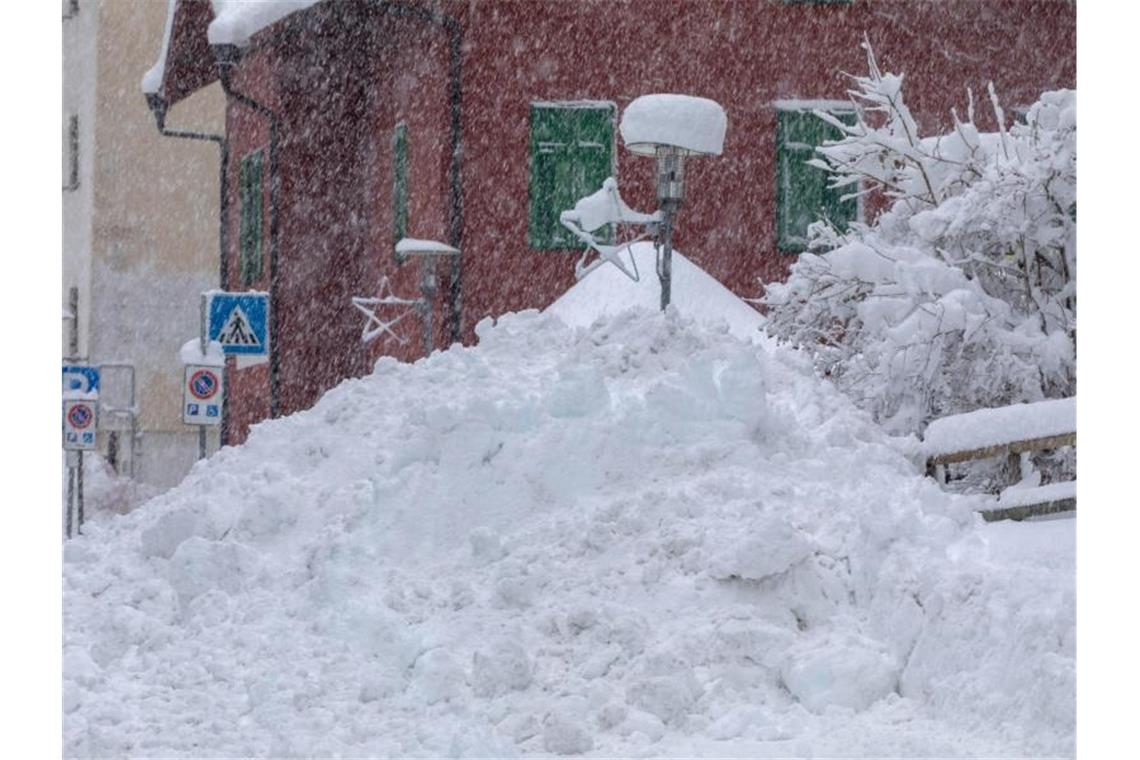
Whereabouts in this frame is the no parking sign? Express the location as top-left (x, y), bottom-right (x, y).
top-left (63, 399), bottom-right (97, 450)
top-left (183, 364), bottom-right (224, 425)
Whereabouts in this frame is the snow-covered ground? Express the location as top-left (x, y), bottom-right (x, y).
top-left (63, 301), bottom-right (1074, 757)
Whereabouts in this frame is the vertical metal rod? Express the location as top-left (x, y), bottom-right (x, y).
top-left (76, 451), bottom-right (85, 535)
top-left (659, 206), bottom-right (675, 311)
top-left (65, 463), bottom-right (74, 539)
top-left (199, 294), bottom-right (208, 460)
top-left (107, 431), bottom-right (119, 473)
top-left (420, 258), bottom-right (438, 355)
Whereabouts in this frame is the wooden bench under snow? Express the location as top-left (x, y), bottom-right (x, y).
top-left (922, 397), bottom-right (1076, 522)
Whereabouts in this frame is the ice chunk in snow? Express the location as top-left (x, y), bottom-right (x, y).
top-left (621, 94), bottom-right (727, 156)
top-left (471, 638), bottom-right (533, 697)
top-left (781, 633), bottom-right (900, 712)
top-left (707, 516), bottom-right (813, 581)
top-left (542, 711), bottom-right (594, 755)
top-left (411, 648), bottom-right (468, 705)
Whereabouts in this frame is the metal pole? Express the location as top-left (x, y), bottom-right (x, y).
top-left (199, 294), bottom-right (208, 460)
top-left (76, 450), bottom-right (85, 535)
top-left (65, 460), bottom-right (74, 539)
top-left (659, 206), bottom-right (675, 311)
top-left (420, 258), bottom-right (437, 355)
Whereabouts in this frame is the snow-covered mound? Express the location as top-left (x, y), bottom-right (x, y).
top-left (63, 309), bottom-right (1073, 757)
top-left (548, 242), bottom-right (767, 345)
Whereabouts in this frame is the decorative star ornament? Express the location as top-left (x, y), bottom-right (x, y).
top-left (351, 276), bottom-right (420, 345)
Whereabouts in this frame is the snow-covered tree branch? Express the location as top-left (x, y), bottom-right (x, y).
top-left (764, 41), bottom-right (1076, 434)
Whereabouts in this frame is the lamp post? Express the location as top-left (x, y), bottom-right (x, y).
top-left (619, 94), bottom-right (727, 311)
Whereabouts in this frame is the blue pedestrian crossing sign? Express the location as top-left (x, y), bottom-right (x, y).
top-left (208, 292), bottom-right (269, 355)
top-left (62, 365), bottom-right (100, 397)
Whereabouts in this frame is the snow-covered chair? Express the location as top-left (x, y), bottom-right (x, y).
top-left (559, 177), bottom-right (661, 282)
top-left (922, 397), bottom-right (1076, 522)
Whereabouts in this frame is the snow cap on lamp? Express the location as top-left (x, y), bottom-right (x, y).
top-left (620, 94), bottom-right (727, 157)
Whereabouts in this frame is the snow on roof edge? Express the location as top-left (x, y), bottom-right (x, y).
top-left (141, 0), bottom-right (179, 95)
top-left (207, 0), bottom-right (323, 46)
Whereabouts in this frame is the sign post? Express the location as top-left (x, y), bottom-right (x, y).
top-left (62, 364), bottom-right (99, 538)
top-left (183, 294), bottom-right (228, 460)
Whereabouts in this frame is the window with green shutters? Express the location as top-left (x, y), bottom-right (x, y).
top-left (776, 108), bottom-right (857, 252)
top-left (528, 103), bottom-right (615, 249)
top-left (393, 122), bottom-right (409, 248)
top-left (239, 150), bottom-right (264, 286)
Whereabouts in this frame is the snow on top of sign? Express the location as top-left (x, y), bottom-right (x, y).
top-left (395, 238), bottom-right (460, 256)
top-left (208, 0), bottom-right (323, 46)
top-left (179, 338), bottom-right (226, 367)
top-left (65, 309), bottom-right (1073, 756)
top-left (923, 397), bottom-right (1075, 459)
top-left (546, 241), bottom-right (766, 345)
top-left (620, 94), bottom-right (727, 156)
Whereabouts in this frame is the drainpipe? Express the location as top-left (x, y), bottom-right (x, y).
top-left (213, 43), bottom-right (283, 419)
top-left (145, 92), bottom-right (232, 447)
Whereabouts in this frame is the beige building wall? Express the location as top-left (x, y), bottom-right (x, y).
top-left (64, 0), bottom-right (227, 488)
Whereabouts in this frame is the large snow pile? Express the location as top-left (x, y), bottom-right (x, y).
top-left (63, 309), bottom-right (1073, 757)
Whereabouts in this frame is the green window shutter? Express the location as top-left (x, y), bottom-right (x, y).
top-left (239, 150), bottom-right (264, 286)
top-left (393, 123), bottom-right (409, 246)
top-left (776, 109), bottom-right (857, 253)
top-left (528, 104), bottom-right (614, 249)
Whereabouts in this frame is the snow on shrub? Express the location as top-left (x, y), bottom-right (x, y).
top-left (763, 40), bottom-right (1075, 434)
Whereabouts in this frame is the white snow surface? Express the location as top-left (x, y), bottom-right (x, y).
top-left (64, 309), bottom-right (1073, 757)
top-left (547, 242), bottom-right (766, 346)
top-left (620, 94), bottom-right (727, 157)
top-left (395, 237), bottom-right (461, 256)
top-left (179, 339), bottom-right (226, 367)
top-left (923, 397), bottom-right (1076, 459)
top-left (997, 480), bottom-right (1076, 509)
top-left (207, 0), bottom-right (322, 46)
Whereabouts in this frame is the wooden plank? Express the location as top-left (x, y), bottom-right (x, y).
top-left (980, 497), bottom-right (1076, 523)
top-left (927, 432), bottom-right (1075, 468)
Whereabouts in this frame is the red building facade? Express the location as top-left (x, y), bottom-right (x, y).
top-left (149, 0), bottom-right (1076, 442)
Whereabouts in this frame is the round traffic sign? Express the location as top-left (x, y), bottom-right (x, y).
top-left (68, 403), bottom-right (94, 430)
top-left (189, 369), bottom-right (220, 400)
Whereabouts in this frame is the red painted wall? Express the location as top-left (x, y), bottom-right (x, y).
top-left (209, 0), bottom-right (1074, 441)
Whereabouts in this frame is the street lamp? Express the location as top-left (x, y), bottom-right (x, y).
top-left (619, 94), bottom-right (727, 310)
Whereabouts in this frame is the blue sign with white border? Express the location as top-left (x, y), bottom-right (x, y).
top-left (207, 292), bottom-right (269, 356)
top-left (62, 365), bottom-right (100, 397)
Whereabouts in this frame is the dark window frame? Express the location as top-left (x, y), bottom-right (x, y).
top-left (239, 149), bottom-right (265, 287)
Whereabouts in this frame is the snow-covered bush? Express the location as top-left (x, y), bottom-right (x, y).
top-left (763, 41), bottom-right (1075, 435)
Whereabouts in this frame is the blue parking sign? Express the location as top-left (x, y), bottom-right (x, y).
top-left (208, 292), bottom-right (269, 355)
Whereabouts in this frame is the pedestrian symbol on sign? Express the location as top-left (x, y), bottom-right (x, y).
top-left (218, 306), bottom-right (260, 347)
